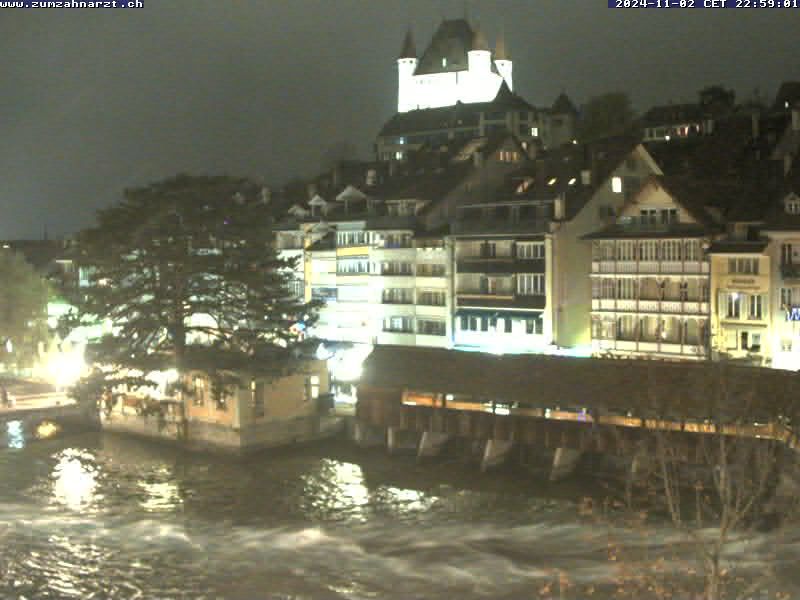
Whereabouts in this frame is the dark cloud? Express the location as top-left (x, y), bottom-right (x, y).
top-left (1, 0), bottom-right (798, 238)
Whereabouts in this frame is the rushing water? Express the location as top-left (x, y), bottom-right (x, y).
top-left (1, 429), bottom-right (799, 599)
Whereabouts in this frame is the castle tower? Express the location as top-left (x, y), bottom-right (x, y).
top-left (467, 26), bottom-right (491, 75)
top-left (494, 32), bottom-right (513, 91)
top-left (397, 29), bottom-right (418, 113)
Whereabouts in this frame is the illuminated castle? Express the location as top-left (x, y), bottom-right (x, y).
top-left (397, 19), bottom-right (513, 113)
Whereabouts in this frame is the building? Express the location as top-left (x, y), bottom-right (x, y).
top-left (100, 361), bottom-right (335, 452)
top-left (377, 20), bottom-right (579, 162)
top-left (396, 20), bottom-right (512, 113)
top-left (587, 176), bottom-right (718, 360)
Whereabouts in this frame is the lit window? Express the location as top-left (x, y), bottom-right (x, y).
top-left (442, 57), bottom-right (447, 68)
top-left (612, 177), bottom-right (623, 193)
top-left (568, 178), bottom-right (576, 186)
top-left (787, 199), bottom-right (800, 214)
top-left (531, 127), bottom-right (539, 137)
top-left (395, 151), bottom-right (403, 160)
top-left (548, 177), bottom-right (557, 186)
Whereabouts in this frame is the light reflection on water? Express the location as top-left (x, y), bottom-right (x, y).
top-left (0, 432), bottom-right (797, 599)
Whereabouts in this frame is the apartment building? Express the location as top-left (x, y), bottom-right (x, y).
top-left (587, 177), bottom-right (716, 360)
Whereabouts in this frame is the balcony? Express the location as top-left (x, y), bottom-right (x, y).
top-left (457, 257), bottom-right (545, 274)
top-left (452, 217), bottom-right (550, 236)
top-left (591, 260), bottom-right (709, 275)
top-left (457, 292), bottom-right (545, 310)
top-left (591, 299), bottom-right (710, 315)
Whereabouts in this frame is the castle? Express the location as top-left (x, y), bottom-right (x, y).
top-left (397, 19), bottom-right (512, 113)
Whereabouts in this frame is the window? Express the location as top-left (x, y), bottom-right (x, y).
top-left (525, 317), bottom-right (544, 335)
top-left (592, 278), bottom-right (602, 299)
top-left (640, 241), bottom-right (658, 261)
top-left (252, 381), bottom-right (266, 418)
top-left (417, 290), bottom-right (446, 306)
top-left (661, 209), bottom-right (678, 224)
top-left (215, 390), bottom-right (227, 411)
top-left (749, 295), bottom-right (764, 320)
top-left (338, 258), bottom-right (370, 274)
top-left (382, 288), bottom-right (413, 304)
top-left (616, 241), bottom-right (636, 261)
top-left (481, 316), bottom-right (489, 332)
top-left (725, 293), bottom-right (741, 319)
top-left (382, 262), bottom-right (413, 276)
top-left (480, 242), bottom-right (497, 258)
top-left (517, 242), bottom-right (545, 259)
top-left (193, 377), bottom-right (206, 406)
top-left (517, 273), bottom-right (545, 295)
top-left (384, 233), bottom-right (412, 248)
top-left (684, 240), bottom-right (700, 262)
top-left (617, 279), bottom-right (637, 300)
top-left (530, 127), bottom-right (539, 137)
top-left (782, 244), bottom-right (794, 265)
top-left (781, 287), bottom-right (793, 307)
top-left (504, 318), bottom-right (512, 333)
top-left (417, 263), bottom-right (446, 277)
top-left (679, 281), bottom-right (688, 301)
top-left (601, 279), bottom-right (616, 299)
top-left (384, 316), bottom-right (414, 333)
top-left (336, 231), bottom-right (369, 247)
top-left (782, 339), bottom-right (793, 353)
top-left (612, 177), bottom-right (623, 193)
top-left (728, 258), bottom-right (759, 275)
top-left (418, 319), bottom-right (446, 336)
top-left (662, 240), bottom-right (682, 261)
top-left (305, 375), bottom-right (320, 403)
top-left (640, 208), bottom-right (659, 225)
top-left (787, 199), bottom-right (800, 214)
top-left (742, 332), bottom-right (762, 353)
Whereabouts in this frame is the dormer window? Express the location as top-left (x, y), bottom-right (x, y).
top-left (442, 57), bottom-right (447, 68)
top-left (787, 197), bottom-right (800, 215)
top-left (612, 177), bottom-right (623, 194)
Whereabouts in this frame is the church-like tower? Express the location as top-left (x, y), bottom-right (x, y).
top-left (494, 33), bottom-right (513, 91)
top-left (397, 30), bottom-right (418, 113)
top-left (395, 19), bottom-right (514, 113)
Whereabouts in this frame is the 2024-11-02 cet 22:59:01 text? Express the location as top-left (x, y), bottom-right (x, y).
top-left (610, 0), bottom-right (800, 8)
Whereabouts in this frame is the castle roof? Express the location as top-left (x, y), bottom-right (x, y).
top-left (414, 19), bottom-right (474, 76)
top-left (551, 92), bottom-right (578, 116)
top-left (399, 29), bottom-right (416, 59)
top-left (494, 32), bottom-right (509, 61)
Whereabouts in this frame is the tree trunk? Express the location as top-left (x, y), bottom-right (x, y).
top-left (705, 552), bottom-right (721, 600)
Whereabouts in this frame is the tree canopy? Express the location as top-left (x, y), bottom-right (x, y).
top-left (0, 250), bottom-right (50, 370)
top-left (67, 174), bottom-right (320, 396)
top-left (577, 92), bottom-right (635, 142)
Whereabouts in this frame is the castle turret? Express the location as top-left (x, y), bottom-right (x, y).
top-left (494, 32), bottom-right (513, 91)
top-left (397, 29), bottom-right (418, 112)
top-left (467, 26), bottom-right (491, 75)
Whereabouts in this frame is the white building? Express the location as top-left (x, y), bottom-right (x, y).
top-left (397, 20), bottom-right (512, 113)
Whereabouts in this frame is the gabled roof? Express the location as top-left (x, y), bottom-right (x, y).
top-left (415, 19), bottom-right (474, 76)
top-left (551, 93), bottom-right (578, 116)
top-left (773, 81), bottom-right (800, 112)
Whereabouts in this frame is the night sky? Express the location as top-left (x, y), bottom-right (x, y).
top-left (2, 0), bottom-right (799, 239)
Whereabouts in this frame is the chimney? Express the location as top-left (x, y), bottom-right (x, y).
top-left (554, 194), bottom-right (565, 220)
top-left (751, 110), bottom-right (761, 140)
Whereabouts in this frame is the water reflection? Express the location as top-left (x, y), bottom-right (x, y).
top-left (6, 420), bottom-right (24, 449)
top-left (52, 449), bottom-right (98, 510)
top-left (139, 477), bottom-right (181, 511)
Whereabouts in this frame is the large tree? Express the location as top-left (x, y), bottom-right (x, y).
top-left (0, 250), bottom-right (50, 371)
top-left (67, 174), bottom-right (319, 398)
top-left (577, 92), bottom-right (635, 142)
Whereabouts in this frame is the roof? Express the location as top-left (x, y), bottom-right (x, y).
top-left (583, 222), bottom-right (710, 240)
top-left (708, 240), bottom-right (769, 254)
top-left (494, 32), bottom-right (509, 61)
top-left (773, 81), bottom-right (800, 112)
top-left (415, 19), bottom-right (474, 76)
top-left (642, 103), bottom-right (708, 127)
top-left (358, 345), bottom-right (800, 418)
top-left (379, 85), bottom-right (534, 138)
top-left (399, 30), bottom-right (416, 59)
top-left (551, 93), bottom-right (578, 116)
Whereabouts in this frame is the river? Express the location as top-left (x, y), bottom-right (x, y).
top-left (1, 428), bottom-right (799, 599)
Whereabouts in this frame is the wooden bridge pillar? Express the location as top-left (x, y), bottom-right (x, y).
top-left (481, 439), bottom-right (514, 472)
top-left (550, 447), bottom-right (582, 481)
top-left (417, 431), bottom-right (451, 460)
top-left (387, 426), bottom-right (419, 455)
top-left (353, 422), bottom-right (385, 448)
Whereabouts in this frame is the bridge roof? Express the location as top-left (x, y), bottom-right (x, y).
top-left (359, 346), bottom-right (800, 421)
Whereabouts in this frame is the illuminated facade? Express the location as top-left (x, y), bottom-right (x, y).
top-left (587, 177), bottom-right (714, 360)
top-left (397, 20), bottom-right (511, 113)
